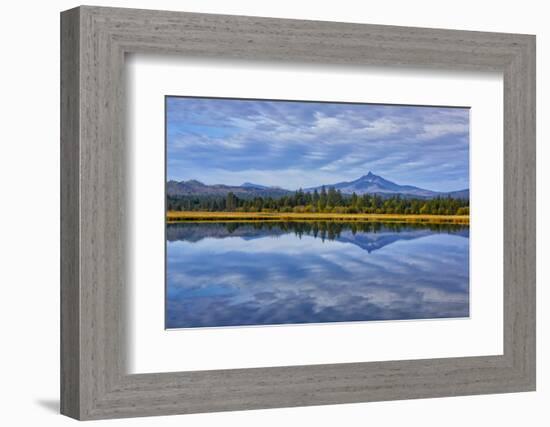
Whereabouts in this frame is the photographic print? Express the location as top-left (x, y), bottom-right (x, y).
top-left (165, 97), bottom-right (470, 329)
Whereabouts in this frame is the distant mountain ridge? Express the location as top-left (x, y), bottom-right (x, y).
top-left (167, 172), bottom-right (469, 200)
top-left (240, 182), bottom-right (269, 190)
top-left (303, 172), bottom-right (468, 199)
top-left (166, 179), bottom-right (291, 199)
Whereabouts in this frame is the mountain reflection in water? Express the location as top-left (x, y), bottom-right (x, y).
top-left (166, 221), bottom-right (469, 328)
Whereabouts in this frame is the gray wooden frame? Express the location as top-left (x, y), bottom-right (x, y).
top-left (60, 5), bottom-right (536, 420)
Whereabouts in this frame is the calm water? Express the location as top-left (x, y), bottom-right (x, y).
top-left (166, 221), bottom-right (469, 329)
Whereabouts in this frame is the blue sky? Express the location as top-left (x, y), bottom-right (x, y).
top-left (166, 97), bottom-right (469, 192)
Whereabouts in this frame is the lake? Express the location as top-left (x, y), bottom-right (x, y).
top-left (166, 221), bottom-right (469, 329)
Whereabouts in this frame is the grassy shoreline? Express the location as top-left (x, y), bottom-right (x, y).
top-left (166, 211), bottom-right (469, 224)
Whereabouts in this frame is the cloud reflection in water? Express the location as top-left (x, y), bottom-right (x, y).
top-left (166, 222), bottom-right (469, 328)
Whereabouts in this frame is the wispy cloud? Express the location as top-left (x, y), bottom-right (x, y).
top-left (167, 97), bottom-right (469, 192)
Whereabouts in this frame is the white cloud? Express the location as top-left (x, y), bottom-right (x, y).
top-left (420, 122), bottom-right (470, 140)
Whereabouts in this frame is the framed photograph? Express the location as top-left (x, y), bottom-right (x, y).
top-left (61, 6), bottom-right (536, 420)
top-left (164, 97), bottom-right (471, 330)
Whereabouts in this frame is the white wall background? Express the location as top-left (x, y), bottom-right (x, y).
top-left (0, 0), bottom-right (546, 425)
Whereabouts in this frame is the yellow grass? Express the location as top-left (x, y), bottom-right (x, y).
top-left (166, 211), bottom-right (469, 224)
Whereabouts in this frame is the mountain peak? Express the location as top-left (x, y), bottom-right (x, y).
top-left (303, 172), bottom-right (444, 198)
top-left (361, 171), bottom-right (378, 180)
top-left (358, 171), bottom-right (381, 181)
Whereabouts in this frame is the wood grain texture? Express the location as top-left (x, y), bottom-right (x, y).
top-left (60, 7), bottom-right (80, 419)
top-left (60, 5), bottom-right (536, 420)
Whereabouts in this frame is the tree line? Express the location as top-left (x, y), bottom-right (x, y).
top-left (167, 187), bottom-right (469, 215)
top-left (174, 220), bottom-right (468, 238)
